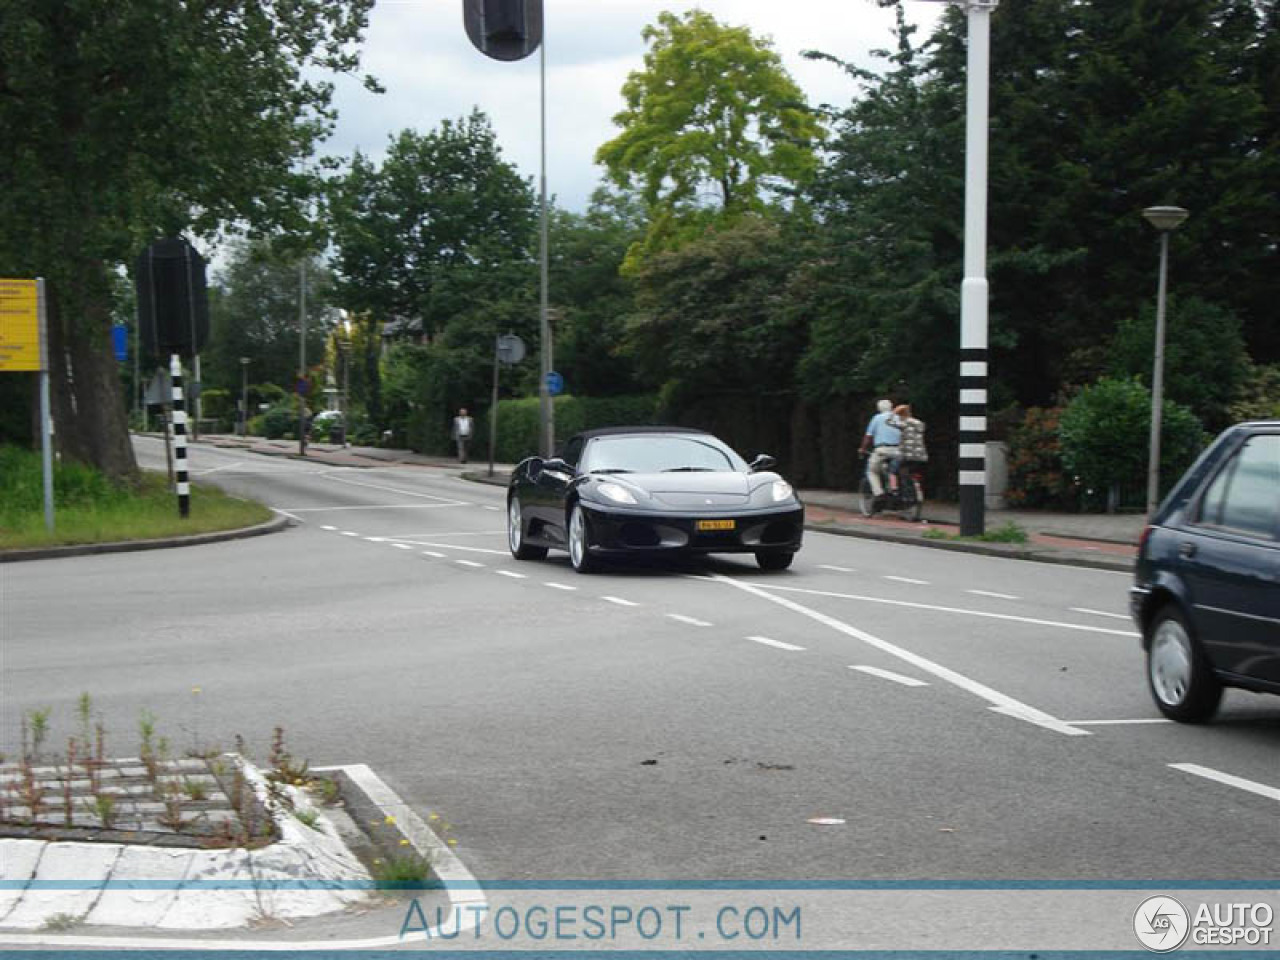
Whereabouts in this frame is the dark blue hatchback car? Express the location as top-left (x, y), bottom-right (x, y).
top-left (1130, 420), bottom-right (1280, 722)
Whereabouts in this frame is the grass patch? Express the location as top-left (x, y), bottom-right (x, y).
top-left (922, 521), bottom-right (1029, 544)
top-left (0, 446), bottom-right (271, 550)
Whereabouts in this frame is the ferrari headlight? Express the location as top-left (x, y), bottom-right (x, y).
top-left (771, 480), bottom-right (794, 502)
top-left (598, 482), bottom-right (638, 505)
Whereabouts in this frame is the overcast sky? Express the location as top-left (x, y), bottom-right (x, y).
top-left (323, 0), bottom-right (948, 212)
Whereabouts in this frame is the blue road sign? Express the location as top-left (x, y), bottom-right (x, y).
top-left (545, 371), bottom-right (564, 396)
top-left (111, 324), bottom-right (128, 362)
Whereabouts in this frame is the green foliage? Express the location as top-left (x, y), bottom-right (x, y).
top-left (597, 9), bottom-right (823, 269)
top-left (0, 446), bottom-right (125, 516)
top-left (1006, 407), bottom-right (1078, 510)
top-left (250, 402), bottom-right (300, 440)
top-left (1229, 364), bottom-right (1280, 421)
top-left (0, 0), bottom-right (376, 478)
top-left (200, 389), bottom-right (232, 423)
top-left (1107, 296), bottom-right (1251, 431)
top-left (1059, 377), bottom-right (1205, 499)
top-left (491, 396), bottom-right (659, 464)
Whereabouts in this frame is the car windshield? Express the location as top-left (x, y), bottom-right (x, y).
top-left (581, 435), bottom-right (747, 474)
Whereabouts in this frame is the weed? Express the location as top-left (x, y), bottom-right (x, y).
top-left (86, 793), bottom-right (117, 830)
top-left (139, 709), bottom-right (158, 779)
top-left (978, 521), bottom-right (1029, 544)
top-left (310, 776), bottom-right (341, 806)
top-left (294, 808), bottom-right (320, 830)
top-left (156, 779), bottom-right (186, 831)
top-left (267, 727), bottom-right (310, 786)
top-left (63, 739), bottom-right (77, 827)
top-left (182, 779), bottom-right (208, 802)
top-left (41, 912), bottom-right (82, 932)
top-left (370, 852), bottom-right (433, 890)
top-left (18, 760), bottom-right (45, 823)
top-left (24, 708), bottom-right (51, 762)
top-left (77, 693), bottom-right (92, 747)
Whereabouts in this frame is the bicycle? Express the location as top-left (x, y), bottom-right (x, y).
top-left (857, 456), bottom-right (924, 522)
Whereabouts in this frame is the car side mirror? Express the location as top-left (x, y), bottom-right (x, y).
top-left (541, 457), bottom-right (573, 477)
top-left (749, 454), bottom-right (777, 473)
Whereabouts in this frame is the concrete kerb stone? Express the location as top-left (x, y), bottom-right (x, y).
top-left (0, 513), bottom-right (290, 564)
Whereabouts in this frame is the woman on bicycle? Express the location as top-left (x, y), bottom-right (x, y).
top-left (890, 404), bottom-right (928, 505)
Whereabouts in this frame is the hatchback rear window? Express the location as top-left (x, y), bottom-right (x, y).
top-left (1195, 434), bottom-right (1280, 539)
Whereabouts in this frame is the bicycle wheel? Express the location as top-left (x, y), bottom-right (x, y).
top-left (858, 474), bottom-right (876, 517)
top-left (902, 479), bottom-right (923, 522)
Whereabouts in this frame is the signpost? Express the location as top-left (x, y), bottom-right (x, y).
top-left (0, 277), bottom-right (53, 531)
top-left (489, 333), bottom-right (527, 477)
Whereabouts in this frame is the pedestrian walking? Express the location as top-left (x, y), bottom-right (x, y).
top-left (452, 407), bottom-right (474, 463)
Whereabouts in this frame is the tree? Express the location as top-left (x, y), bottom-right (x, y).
top-left (0, 0), bottom-right (374, 481)
top-left (329, 112), bottom-right (539, 342)
top-left (595, 10), bottom-right (823, 266)
top-left (202, 239), bottom-right (335, 401)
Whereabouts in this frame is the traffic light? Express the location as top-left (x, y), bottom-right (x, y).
top-left (462, 0), bottom-right (542, 61)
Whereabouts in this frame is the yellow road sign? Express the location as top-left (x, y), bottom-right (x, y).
top-left (0, 277), bottom-right (43, 372)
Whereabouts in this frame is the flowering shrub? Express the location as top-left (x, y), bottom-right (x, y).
top-left (1006, 407), bottom-right (1078, 509)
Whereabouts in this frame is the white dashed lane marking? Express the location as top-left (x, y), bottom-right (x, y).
top-left (421, 551), bottom-right (446, 558)
top-left (1069, 607), bottom-right (1130, 620)
top-left (850, 665), bottom-right (929, 687)
top-left (967, 589), bottom-right (1019, 600)
top-left (545, 582), bottom-right (577, 592)
top-left (457, 559), bottom-right (485, 568)
top-left (667, 614), bottom-right (712, 627)
top-left (884, 575), bottom-right (930, 585)
top-left (394, 544), bottom-right (414, 551)
top-left (340, 531), bottom-right (360, 537)
top-left (495, 570), bottom-right (527, 580)
top-left (320, 525), bottom-right (338, 531)
top-left (748, 636), bottom-right (806, 652)
top-left (602, 596), bottom-right (639, 608)
top-left (818, 565), bottom-right (856, 573)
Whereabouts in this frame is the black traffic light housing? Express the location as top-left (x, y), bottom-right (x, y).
top-left (463, 0), bottom-right (542, 61)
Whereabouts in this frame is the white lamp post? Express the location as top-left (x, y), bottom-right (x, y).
top-left (1142, 205), bottom-right (1189, 516)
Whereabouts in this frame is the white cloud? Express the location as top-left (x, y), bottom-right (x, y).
top-left (324, 0), bottom-right (947, 211)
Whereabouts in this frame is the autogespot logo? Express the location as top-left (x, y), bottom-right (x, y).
top-left (1134, 896), bottom-right (1191, 952)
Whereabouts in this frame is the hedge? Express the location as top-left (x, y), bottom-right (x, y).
top-left (491, 394), bottom-right (659, 463)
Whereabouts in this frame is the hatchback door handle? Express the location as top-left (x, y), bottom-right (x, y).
top-left (1179, 542), bottom-right (1197, 558)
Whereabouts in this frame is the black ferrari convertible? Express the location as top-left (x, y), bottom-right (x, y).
top-left (506, 426), bottom-right (804, 572)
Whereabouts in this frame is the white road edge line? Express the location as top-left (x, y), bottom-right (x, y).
top-left (667, 614), bottom-right (712, 627)
top-left (1169, 763), bottom-right (1280, 802)
top-left (743, 580), bottom-right (1139, 639)
top-left (712, 574), bottom-right (1088, 737)
top-left (850, 665), bottom-right (929, 687)
top-left (394, 540), bottom-right (510, 556)
top-left (602, 596), bottom-right (639, 607)
top-left (748, 635), bottom-right (806, 652)
top-left (0, 765), bottom-right (484, 950)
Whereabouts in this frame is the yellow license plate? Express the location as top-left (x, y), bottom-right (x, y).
top-left (696, 519), bottom-right (736, 531)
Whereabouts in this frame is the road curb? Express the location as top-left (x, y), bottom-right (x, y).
top-left (0, 513), bottom-right (290, 564)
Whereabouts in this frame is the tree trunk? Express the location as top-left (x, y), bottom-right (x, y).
top-left (46, 263), bottom-right (140, 486)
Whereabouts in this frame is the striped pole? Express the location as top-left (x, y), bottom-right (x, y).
top-left (957, 0), bottom-right (995, 537)
top-left (170, 353), bottom-right (190, 518)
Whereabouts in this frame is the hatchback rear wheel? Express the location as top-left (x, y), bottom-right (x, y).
top-left (1146, 605), bottom-right (1222, 722)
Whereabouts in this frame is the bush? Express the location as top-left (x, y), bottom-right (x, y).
top-left (1006, 407), bottom-right (1078, 509)
top-left (1059, 377), bottom-right (1205, 505)
top-left (249, 401), bottom-right (301, 439)
top-left (492, 394), bottom-right (659, 463)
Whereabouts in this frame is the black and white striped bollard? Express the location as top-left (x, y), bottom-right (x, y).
top-left (170, 354), bottom-right (190, 517)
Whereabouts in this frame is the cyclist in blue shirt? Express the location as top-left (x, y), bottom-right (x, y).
top-left (858, 398), bottom-right (902, 502)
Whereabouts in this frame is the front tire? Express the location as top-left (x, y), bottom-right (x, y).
top-left (568, 503), bottom-right (600, 573)
top-left (1146, 605), bottom-right (1222, 722)
top-left (756, 551), bottom-right (794, 571)
top-left (508, 495), bottom-right (547, 561)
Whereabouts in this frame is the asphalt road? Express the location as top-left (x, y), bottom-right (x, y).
top-left (4, 437), bottom-right (1277, 888)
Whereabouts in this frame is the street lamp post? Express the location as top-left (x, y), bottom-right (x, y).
top-left (239, 357), bottom-right (250, 437)
top-left (1142, 205), bottom-right (1190, 517)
